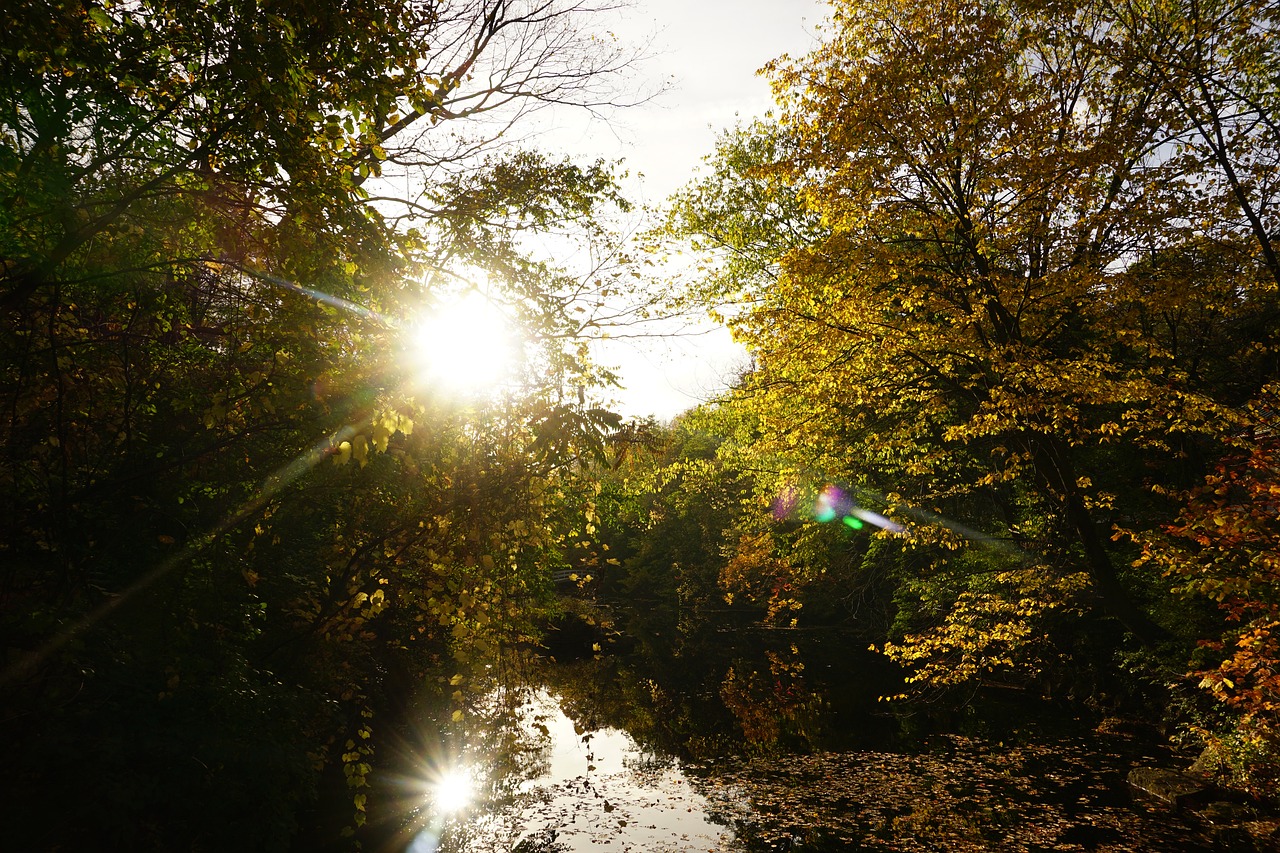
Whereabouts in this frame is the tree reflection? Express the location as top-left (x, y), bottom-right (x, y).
top-left (529, 605), bottom-right (898, 762)
top-left (379, 602), bottom-right (1223, 853)
top-left (719, 645), bottom-right (827, 750)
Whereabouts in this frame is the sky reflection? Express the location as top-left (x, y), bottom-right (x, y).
top-left (444, 690), bottom-right (742, 852)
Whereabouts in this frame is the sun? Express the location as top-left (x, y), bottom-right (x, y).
top-left (408, 290), bottom-right (517, 395)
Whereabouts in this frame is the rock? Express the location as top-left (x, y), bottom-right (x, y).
top-left (1189, 746), bottom-right (1227, 778)
top-left (1197, 802), bottom-right (1268, 850)
top-left (1128, 768), bottom-right (1280, 851)
top-left (1127, 766), bottom-right (1214, 808)
top-left (1198, 801), bottom-right (1259, 826)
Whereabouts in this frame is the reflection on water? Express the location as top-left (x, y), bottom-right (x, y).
top-left (399, 610), bottom-right (1215, 853)
top-left (438, 690), bottom-right (742, 852)
top-left (430, 767), bottom-right (475, 815)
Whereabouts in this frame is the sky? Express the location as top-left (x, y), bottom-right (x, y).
top-left (541, 0), bottom-right (830, 421)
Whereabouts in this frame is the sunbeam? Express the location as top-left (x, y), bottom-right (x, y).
top-left (0, 425), bottom-right (358, 687)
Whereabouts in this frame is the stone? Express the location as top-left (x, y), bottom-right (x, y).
top-left (1189, 747), bottom-right (1227, 778)
top-left (1198, 801), bottom-right (1258, 826)
top-left (1127, 766), bottom-right (1213, 808)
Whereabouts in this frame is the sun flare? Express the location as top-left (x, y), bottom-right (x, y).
top-left (430, 767), bottom-right (475, 815)
top-left (408, 290), bottom-right (517, 395)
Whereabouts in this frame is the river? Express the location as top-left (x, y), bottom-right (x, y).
top-left (392, 605), bottom-right (1218, 852)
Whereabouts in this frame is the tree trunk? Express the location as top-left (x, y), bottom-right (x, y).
top-left (1027, 433), bottom-right (1170, 645)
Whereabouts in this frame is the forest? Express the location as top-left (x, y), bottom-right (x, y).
top-left (1, 0), bottom-right (1277, 850)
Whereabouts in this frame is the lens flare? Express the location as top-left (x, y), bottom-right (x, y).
top-left (774, 482), bottom-right (906, 535)
top-left (848, 507), bottom-right (905, 533)
top-left (406, 829), bottom-right (441, 853)
top-left (409, 291), bottom-right (516, 395)
top-left (430, 767), bottom-right (475, 815)
top-left (813, 486), bottom-right (844, 523)
top-left (772, 485), bottom-right (799, 520)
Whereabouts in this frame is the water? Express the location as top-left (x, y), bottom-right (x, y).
top-left (403, 614), bottom-right (1217, 852)
top-left (443, 690), bottom-right (742, 852)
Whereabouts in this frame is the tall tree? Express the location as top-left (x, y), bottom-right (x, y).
top-left (671, 0), bottom-right (1277, 660)
top-left (1109, 0), bottom-right (1280, 293)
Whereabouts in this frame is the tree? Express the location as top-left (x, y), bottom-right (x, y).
top-left (0, 2), bottom-right (642, 848)
top-left (0, 0), bottom-right (645, 306)
top-left (668, 0), bottom-right (1279, 693)
top-left (665, 119), bottom-right (823, 314)
top-left (1109, 0), bottom-right (1280, 294)
top-left (589, 413), bottom-right (752, 616)
top-left (1131, 384), bottom-right (1280, 794)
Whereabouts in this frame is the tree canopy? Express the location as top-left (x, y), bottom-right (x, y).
top-left (661, 0), bottom-right (1279, 790)
top-left (1, 1), bottom-right (642, 847)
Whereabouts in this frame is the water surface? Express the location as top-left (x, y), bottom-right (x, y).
top-left (408, 616), bottom-right (1215, 852)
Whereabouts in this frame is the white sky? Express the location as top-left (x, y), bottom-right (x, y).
top-left (541, 0), bottom-right (829, 421)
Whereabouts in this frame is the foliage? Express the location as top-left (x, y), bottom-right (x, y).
top-left (1132, 385), bottom-right (1280, 793)
top-left (664, 119), bottom-right (823, 313)
top-left (881, 566), bottom-right (1090, 694)
top-left (0, 2), bottom-right (640, 848)
top-left (584, 412), bottom-right (755, 616)
top-left (661, 0), bottom-right (1280, 770)
top-left (1108, 0), bottom-right (1280, 293)
top-left (752, 0), bottom-right (1251, 642)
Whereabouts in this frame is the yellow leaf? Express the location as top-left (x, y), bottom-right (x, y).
top-left (333, 441), bottom-right (352, 466)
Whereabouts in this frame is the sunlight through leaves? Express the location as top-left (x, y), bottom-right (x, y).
top-left (408, 289), bottom-right (519, 396)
